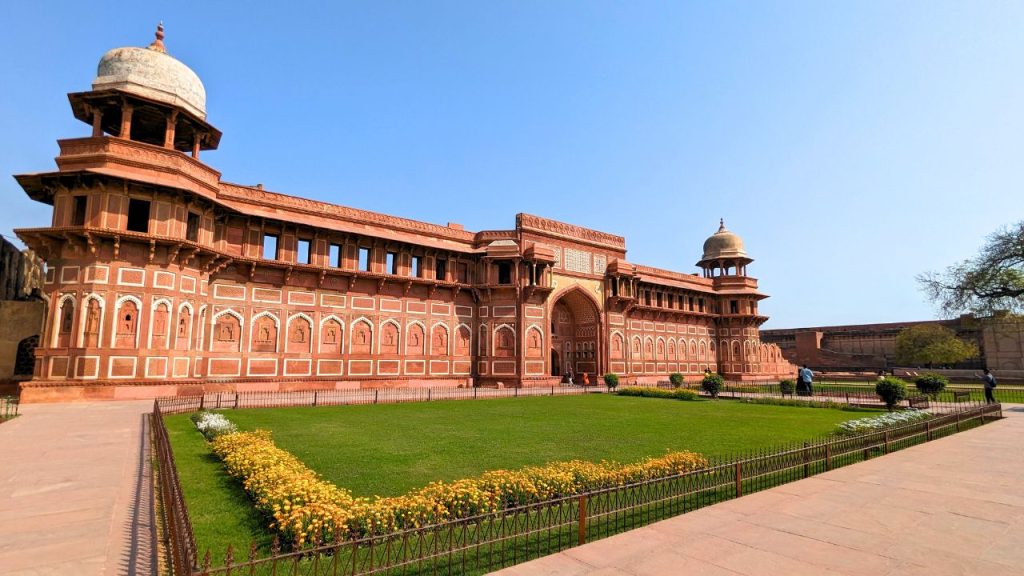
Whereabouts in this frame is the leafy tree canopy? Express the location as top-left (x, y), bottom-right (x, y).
top-left (894, 324), bottom-right (978, 367)
top-left (918, 221), bottom-right (1024, 316)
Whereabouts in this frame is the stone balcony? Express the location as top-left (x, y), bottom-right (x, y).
top-left (55, 136), bottom-right (221, 199)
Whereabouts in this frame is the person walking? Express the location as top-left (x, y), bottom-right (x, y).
top-left (980, 368), bottom-right (997, 404)
top-left (797, 365), bottom-right (814, 396)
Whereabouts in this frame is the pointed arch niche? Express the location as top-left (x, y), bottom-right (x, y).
top-left (548, 286), bottom-right (601, 378)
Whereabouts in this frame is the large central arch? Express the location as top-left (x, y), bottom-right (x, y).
top-left (549, 286), bottom-right (602, 381)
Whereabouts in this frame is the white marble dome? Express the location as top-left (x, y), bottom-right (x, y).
top-left (92, 26), bottom-right (206, 119)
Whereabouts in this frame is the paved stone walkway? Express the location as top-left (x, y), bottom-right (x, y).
top-left (0, 400), bottom-right (155, 576)
top-left (493, 406), bottom-right (1024, 576)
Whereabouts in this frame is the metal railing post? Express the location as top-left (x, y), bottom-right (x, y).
top-left (313, 391), bottom-right (318, 407)
top-left (374, 389), bottom-right (379, 404)
top-left (926, 421), bottom-right (932, 441)
top-left (883, 431), bottom-right (889, 454)
top-left (803, 442), bottom-right (810, 478)
top-left (825, 443), bottom-right (832, 471)
top-left (735, 462), bottom-right (743, 497)
top-left (578, 495), bottom-right (588, 545)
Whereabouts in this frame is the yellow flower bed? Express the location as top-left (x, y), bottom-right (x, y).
top-left (211, 430), bottom-right (708, 548)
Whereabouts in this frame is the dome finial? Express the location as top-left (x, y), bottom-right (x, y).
top-left (718, 218), bottom-right (726, 232)
top-left (148, 21), bottom-right (166, 53)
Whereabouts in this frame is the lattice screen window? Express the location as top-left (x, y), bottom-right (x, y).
top-left (564, 248), bottom-right (591, 274)
top-left (593, 254), bottom-right (607, 274)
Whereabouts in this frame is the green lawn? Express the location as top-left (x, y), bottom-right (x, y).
top-left (165, 394), bottom-right (876, 557)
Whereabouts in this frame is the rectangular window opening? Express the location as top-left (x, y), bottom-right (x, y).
top-left (262, 234), bottom-right (279, 260)
top-left (411, 255), bottom-right (422, 278)
top-left (329, 244), bottom-right (341, 268)
top-left (387, 252), bottom-right (398, 275)
top-left (126, 199), bottom-right (150, 233)
top-left (730, 300), bottom-right (739, 314)
top-left (457, 262), bottom-right (469, 283)
top-left (497, 262), bottom-right (511, 285)
top-left (435, 258), bottom-right (447, 281)
top-left (297, 239), bottom-right (311, 265)
top-left (186, 213), bottom-right (200, 242)
top-left (72, 196), bottom-right (87, 226)
top-left (359, 247), bottom-right (371, 272)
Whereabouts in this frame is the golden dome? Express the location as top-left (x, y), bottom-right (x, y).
top-left (92, 24), bottom-right (207, 119)
top-left (701, 219), bottom-right (749, 261)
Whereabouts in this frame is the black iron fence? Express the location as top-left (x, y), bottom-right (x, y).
top-left (646, 379), bottom-right (1023, 408)
top-left (150, 387), bottom-right (1003, 576)
top-left (156, 384), bottom-right (602, 415)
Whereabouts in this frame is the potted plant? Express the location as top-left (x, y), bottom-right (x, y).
top-left (603, 372), bottom-right (619, 391)
top-left (778, 379), bottom-right (795, 396)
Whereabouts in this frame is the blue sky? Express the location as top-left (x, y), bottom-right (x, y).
top-left (1, 2), bottom-right (1021, 328)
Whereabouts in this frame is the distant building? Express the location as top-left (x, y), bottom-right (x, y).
top-left (762, 315), bottom-right (1024, 378)
top-left (13, 26), bottom-right (793, 402)
top-left (0, 236), bottom-right (45, 391)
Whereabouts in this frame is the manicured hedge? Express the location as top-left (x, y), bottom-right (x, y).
top-left (616, 386), bottom-right (700, 401)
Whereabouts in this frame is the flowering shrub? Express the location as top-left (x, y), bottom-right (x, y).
top-left (834, 410), bottom-right (931, 436)
top-left (209, 426), bottom-right (708, 547)
top-left (191, 411), bottom-right (238, 440)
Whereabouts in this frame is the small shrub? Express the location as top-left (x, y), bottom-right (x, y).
top-left (602, 373), bottom-right (619, 390)
top-left (778, 379), bottom-right (795, 395)
top-left (915, 373), bottom-right (948, 397)
top-left (701, 373), bottom-right (724, 398)
top-left (875, 376), bottom-right (909, 410)
top-left (669, 373), bottom-right (684, 388)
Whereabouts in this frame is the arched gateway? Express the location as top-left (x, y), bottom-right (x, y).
top-left (549, 287), bottom-right (602, 381)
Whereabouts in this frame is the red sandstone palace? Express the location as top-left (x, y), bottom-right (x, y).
top-left (13, 27), bottom-right (793, 402)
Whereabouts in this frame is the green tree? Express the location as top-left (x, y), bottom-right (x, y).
top-left (894, 324), bottom-right (978, 367)
top-left (918, 221), bottom-right (1024, 316)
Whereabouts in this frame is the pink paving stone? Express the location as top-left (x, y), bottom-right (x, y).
top-left (0, 400), bottom-right (153, 576)
top-left (490, 407), bottom-right (1024, 575)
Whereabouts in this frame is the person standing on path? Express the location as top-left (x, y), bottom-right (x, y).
top-left (980, 368), bottom-right (997, 403)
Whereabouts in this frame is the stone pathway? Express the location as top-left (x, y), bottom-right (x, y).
top-left (0, 400), bottom-right (155, 576)
top-left (493, 406), bottom-right (1024, 576)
